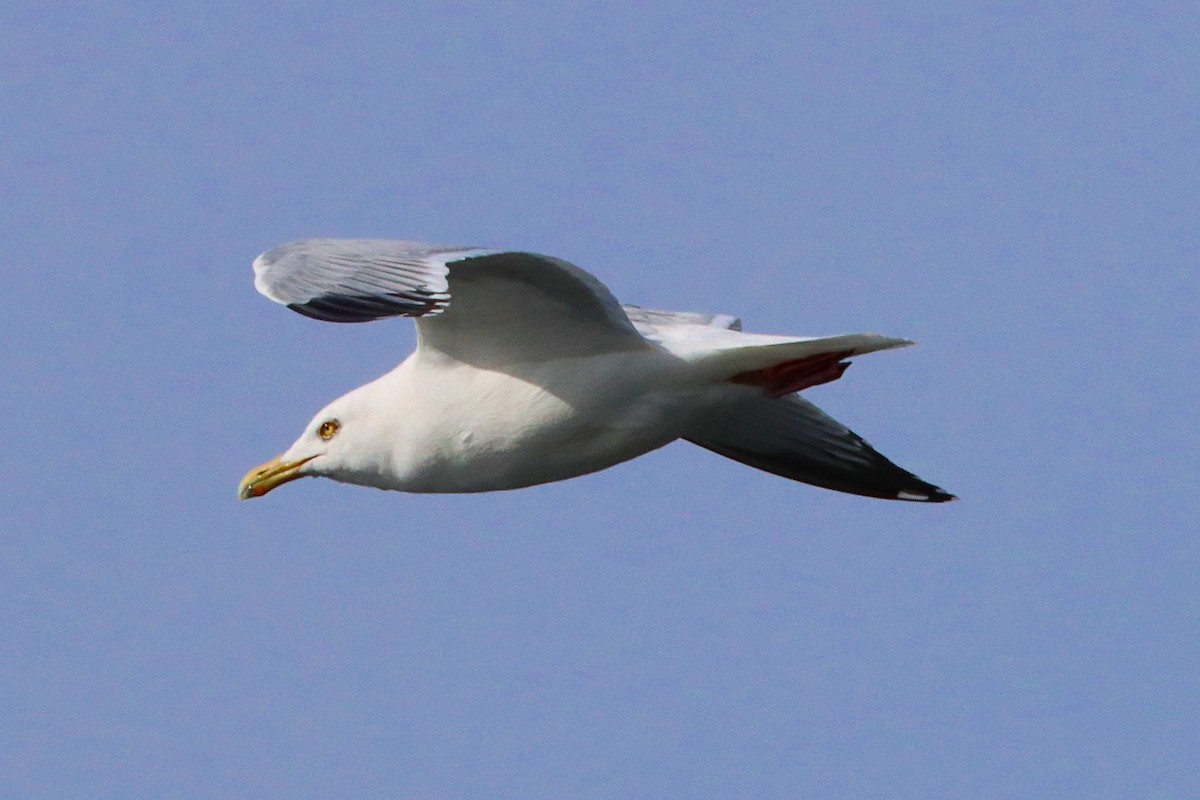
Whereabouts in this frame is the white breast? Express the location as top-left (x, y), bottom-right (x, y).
top-left (384, 348), bottom-right (708, 492)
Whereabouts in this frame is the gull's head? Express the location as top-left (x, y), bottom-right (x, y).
top-left (238, 381), bottom-right (394, 500)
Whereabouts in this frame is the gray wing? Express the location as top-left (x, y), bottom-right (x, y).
top-left (252, 239), bottom-right (476, 322)
top-left (252, 239), bottom-right (648, 363)
top-left (686, 394), bottom-right (956, 502)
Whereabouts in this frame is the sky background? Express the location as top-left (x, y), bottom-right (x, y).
top-left (3, 2), bottom-right (1198, 798)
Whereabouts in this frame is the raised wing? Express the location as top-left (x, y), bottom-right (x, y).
top-left (252, 239), bottom-right (647, 364)
top-left (253, 239), bottom-right (477, 321)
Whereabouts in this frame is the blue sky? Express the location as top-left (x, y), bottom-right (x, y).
top-left (3, 2), bottom-right (1197, 798)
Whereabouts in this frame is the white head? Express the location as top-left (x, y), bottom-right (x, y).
top-left (238, 379), bottom-right (399, 499)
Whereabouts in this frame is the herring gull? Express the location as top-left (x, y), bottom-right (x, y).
top-left (238, 240), bottom-right (954, 502)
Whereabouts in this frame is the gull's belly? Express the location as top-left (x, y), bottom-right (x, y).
top-left (398, 354), bottom-right (705, 492)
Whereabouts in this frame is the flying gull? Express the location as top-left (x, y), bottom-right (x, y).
top-left (238, 240), bottom-right (954, 502)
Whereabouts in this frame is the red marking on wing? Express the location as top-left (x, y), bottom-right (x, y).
top-left (728, 350), bottom-right (854, 397)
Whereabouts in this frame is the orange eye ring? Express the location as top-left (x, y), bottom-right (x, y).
top-left (318, 420), bottom-right (340, 440)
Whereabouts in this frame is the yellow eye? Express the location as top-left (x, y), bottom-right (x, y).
top-left (318, 420), bottom-right (340, 440)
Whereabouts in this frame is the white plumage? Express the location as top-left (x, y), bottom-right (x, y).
top-left (238, 239), bottom-right (953, 502)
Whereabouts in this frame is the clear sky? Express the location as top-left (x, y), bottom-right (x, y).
top-left (3, 2), bottom-right (1197, 798)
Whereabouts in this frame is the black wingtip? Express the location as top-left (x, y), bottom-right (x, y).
top-left (896, 485), bottom-right (957, 503)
